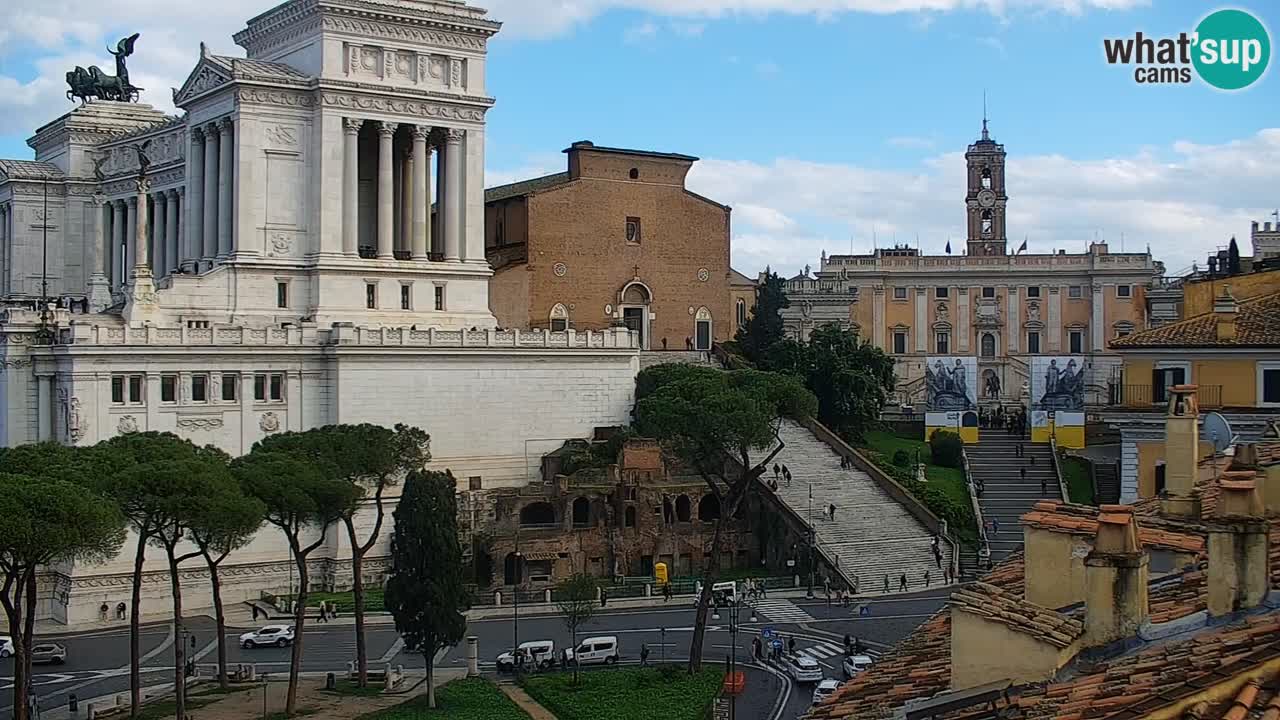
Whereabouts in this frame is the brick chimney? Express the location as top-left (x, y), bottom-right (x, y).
top-left (1161, 385), bottom-right (1202, 519)
top-left (1214, 286), bottom-right (1239, 341)
top-left (1083, 506), bottom-right (1149, 647)
top-left (1206, 473), bottom-right (1271, 616)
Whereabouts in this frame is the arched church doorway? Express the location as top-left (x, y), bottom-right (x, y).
top-left (620, 280), bottom-right (652, 350)
top-left (694, 307), bottom-right (713, 351)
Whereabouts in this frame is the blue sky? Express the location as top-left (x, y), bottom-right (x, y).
top-left (1, 0), bottom-right (1277, 275)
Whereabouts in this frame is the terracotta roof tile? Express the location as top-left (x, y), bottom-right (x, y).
top-left (1111, 292), bottom-right (1280, 349)
top-left (1021, 501), bottom-right (1205, 554)
top-left (950, 582), bottom-right (1084, 649)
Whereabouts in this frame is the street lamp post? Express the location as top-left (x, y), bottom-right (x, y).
top-left (807, 483), bottom-right (815, 599)
top-left (728, 599), bottom-right (743, 720)
top-left (512, 524), bottom-right (522, 674)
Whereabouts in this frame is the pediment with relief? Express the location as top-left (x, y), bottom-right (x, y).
top-left (173, 60), bottom-right (233, 106)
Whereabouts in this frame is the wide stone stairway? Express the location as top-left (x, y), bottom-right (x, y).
top-left (769, 420), bottom-right (953, 593)
top-left (966, 428), bottom-right (1062, 562)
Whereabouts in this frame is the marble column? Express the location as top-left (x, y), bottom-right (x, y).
top-left (399, 147), bottom-right (413, 256)
top-left (957, 287), bottom-right (970, 352)
top-left (1008, 286), bottom-right (1021, 354)
top-left (100, 201), bottom-right (114, 289)
top-left (914, 288), bottom-right (927, 353)
top-left (443, 129), bottom-right (463, 262)
top-left (201, 123), bottom-right (220, 265)
top-left (872, 286), bottom-right (886, 350)
top-left (1048, 286), bottom-right (1062, 352)
top-left (1, 204), bottom-right (10, 296)
top-left (37, 375), bottom-right (53, 442)
top-left (463, 126), bottom-right (485, 262)
top-left (114, 200), bottom-right (128, 288)
top-left (376, 122), bottom-right (396, 259)
top-left (186, 127), bottom-right (205, 272)
top-left (125, 198), bottom-right (138, 281)
top-left (165, 190), bottom-right (180, 275)
top-left (1092, 284), bottom-right (1105, 352)
top-left (342, 118), bottom-right (361, 256)
top-left (153, 192), bottom-right (167, 279)
top-left (133, 179), bottom-right (151, 271)
top-left (411, 125), bottom-right (431, 260)
top-left (217, 118), bottom-right (233, 258)
top-left (434, 138), bottom-right (445, 256)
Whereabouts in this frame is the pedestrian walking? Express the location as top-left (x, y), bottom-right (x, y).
top-left (788, 637), bottom-right (797, 656)
top-left (1041, 476), bottom-right (1048, 493)
top-left (843, 634), bottom-right (852, 654)
top-left (992, 517), bottom-right (1001, 535)
top-left (774, 463), bottom-right (781, 482)
top-left (852, 575), bottom-right (860, 596)
top-left (883, 575), bottom-right (890, 593)
top-left (1016, 443), bottom-right (1023, 458)
top-left (1020, 467), bottom-right (1027, 483)
top-left (640, 644), bottom-right (650, 667)
top-left (933, 546), bottom-right (943, 569)
top-left (825, 587), bottom-right (832, 606)
top-left (899, 574), bottom-right (909, 592)
top-left (1030, 454), bottom-right (1036, 466)
top-left (828, 503), bottom-right (837, 521)
top-left (663, 583), bottom-right (673, 602)
top-left (784, 467), bottom-right (792, 486)
top-left (924, 571), bottom-right (931, 587)
top-left (318, 603), bottom-right (327, 623)
top-left (252, 604), bottom-right (260, 621)
top-left (600, 588), bottom-right (608, 608)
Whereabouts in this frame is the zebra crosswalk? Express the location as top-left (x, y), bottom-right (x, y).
top-left (796, 640), bottom-right (845, 662)
top-left (752, 598), bottom-right (813, 623)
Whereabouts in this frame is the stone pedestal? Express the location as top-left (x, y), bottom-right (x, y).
top-left (88, 273), bottom-right (113, 312)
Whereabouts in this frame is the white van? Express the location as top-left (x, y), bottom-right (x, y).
top-left (692, 581), bottom-right (737, 607)
top-left (496, 640), bottom-right (556, 671)
top-left (565, 636), bottom-right (619, 666)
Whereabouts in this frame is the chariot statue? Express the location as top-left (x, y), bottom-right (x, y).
top-left (66, 34), bottom-right (143, 104)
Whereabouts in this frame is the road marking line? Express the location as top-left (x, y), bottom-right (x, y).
top-left (378, 638), bottom-right (405, 664)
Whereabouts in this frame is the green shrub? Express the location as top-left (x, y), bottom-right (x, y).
top-left (892, 449), bottom-right (911, 468)
top-left (928, 431), bottom-right (964, 469)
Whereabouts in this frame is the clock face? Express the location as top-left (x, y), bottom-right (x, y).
top-left (977, 189), bottom-right (996, 208)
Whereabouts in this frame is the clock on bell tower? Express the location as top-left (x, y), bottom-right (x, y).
top-left (965, 118), bottom-right (1008, 256)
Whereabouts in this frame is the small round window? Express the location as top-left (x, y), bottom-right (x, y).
top-left (629, 168), bottom-right (639, 180)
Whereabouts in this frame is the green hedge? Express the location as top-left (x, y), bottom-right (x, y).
top-left (357, 678), bottom-right (530, 720)
top-left (521, 667), bottom-right (721, 720)
top-left (858, 430), bottom-right (977, 545)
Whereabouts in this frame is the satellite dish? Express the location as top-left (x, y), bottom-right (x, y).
top-left (1203, 412), bottom-right (1236, 453)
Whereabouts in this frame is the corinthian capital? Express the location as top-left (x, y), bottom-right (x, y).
top-left (445, 128), bottom-right (465, 143)
top-left (377, 121), bottom-right (398, 137)
top-left (343, 118), bottom-right (364, 135)
top-left (410, 124), bottom-right (432, 141)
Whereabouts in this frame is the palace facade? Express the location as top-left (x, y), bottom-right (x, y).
top-left (780, 123), bottom-right (1164, 407)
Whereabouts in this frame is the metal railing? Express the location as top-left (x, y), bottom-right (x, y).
top-left (1107, 384), bottom-right (1223, 409)
top-left (961, 449), bottom-right (991, 572)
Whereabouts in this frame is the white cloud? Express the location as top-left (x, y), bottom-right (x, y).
top-left (681, 129), bottom-right (1280, 278)
top-left (623, 21), bottom-right (660, 44)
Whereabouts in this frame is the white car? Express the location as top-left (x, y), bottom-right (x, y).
top-left (842, 654), bottom-right (873, 679)
top-left (692, 581), bottom-right (737, 607)
top-left (564, 636), bottom-right (619, 666)
top-left (812, 678), bottom-right (842, 705)
top-left (496, 640), bottom-right (556, 671)
top-left (784, 653), bottom-right (823, 683)
top-left (0, 636), bottom-right (12, 659)
top-left (238, 625), bottom-right (295, 648)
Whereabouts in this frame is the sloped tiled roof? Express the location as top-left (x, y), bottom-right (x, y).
top-left (1111, 292), bottom-right (1280, 348)
top-left (484, 172), bottom-right (571, 204)
top-left (0, 159), bottom-right (62, 180)
top-left (949, 582), bottom-right (1083, 649)
top-left (209, 55), bottom-right (311, 83)
top-left (1021, 501), bottom-right (1205, 554)
top-left (730, 268), bottom-right (757, 287)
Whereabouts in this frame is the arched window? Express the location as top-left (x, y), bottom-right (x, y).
top-left (675, 495), bottom-right (692, 522)
top-left (662, 497), bottom-right (674, 525)
top-left (503, 552), bottom-right (524, 585)
top-left (736, 298), bottom-right (747, 328)
top-left (981, 167), bottom-right (992, 190)
top-left (624, 506), bottom-right (637, 528)
top-left (695, 307), bottom-right (713, 351)
top-left (629, 168), bottom-right (639, 180)
top-left (980, 209), bottom-right (993, 236)
top-left (698, 494), bottom-right (721, 522)
top-left (571, 497), bottom-right (590, 527)
top-left (549, 303), bottom-right (569, 332)
top-left (981, 333), bottom-right (997, 358)
top-left (519, 502), bottom-right (555, 527)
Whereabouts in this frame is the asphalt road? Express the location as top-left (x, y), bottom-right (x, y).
top-left (1, 587), bottom-right (952, 720)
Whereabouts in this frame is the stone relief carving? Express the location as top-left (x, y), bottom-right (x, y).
top-left (264, 125), bottom-right (297, 146)
top-left (269, 233), bottom-right (293, 256)
top-left (320, 17), bottom-right (487, 51)
top-left (260, 412), bottom-right (281, 433)
top-left (318, 92), bottom-right (485, 121)
top-left (177, 416), bottom-right (223, 431)
top-left (179, 66), bottom-right (228, 102)
top-left (180, 376), bottom-right (191, 403)
top-left (236, 88), bottom-right (316, 108)
top-left (450, 58), bottom-right (463, 89)
top-left (209, 374), bottom-right (222, 400)
top-left (1027, 301), bottom-right (1041, 323)
top-left (428, 56), bottom-right (446, 80)
top-left (118, 415), bottom-right (139, 434)
top-left (936, 302), bottom-right (949, 322)
top-left (0, 358), bottom-right (34, 372)
top-left (553, 262), bottom-right (567, 277)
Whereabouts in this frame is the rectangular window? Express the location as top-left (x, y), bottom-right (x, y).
top-left (128, 376), bottom-right (143, 404)
top-left (221, 373), bottom-right (237, 402)
top-left (366, 283), bottom-right (377, 309)
top-left (160, 375), bottom-right (177, 403)
top-left (982, 286), bottom-right (996, 298)
top-left (254, 374), bottom-right (267, 402)
top-left (1068, 285), bottom-right (1083, 299)
top-left (935, 287), bottom-right (949, 299)
top-left (192, 374), bottom-right (208, 403)
top-left (111, 376), bottom-right (125, 404)
top-left (625, 217), bottom-right (641, 244)
top-left (1152, 366), bottom-right (1187, 405)
top-left (1259, 365), bottom-right (1280, 406)
top-left (935, 332), bottom-right (950, 355)
top-left (1027, 331), bottom-right (1041, 354)
top-left (893, 287), bottom-right (907, 300)
top-left (276, 282), bottom-right (288, 309)
top-left (434, 285), bottom-right (445, 311)
top-left (1069, 331), bottom-right (1084, 354)
top-left (893, 330), bottom-right (908, 354)
top-left (1116, 284), bottom-right (1132, 298)
top-left (269, 374), bottom-right (284, 402)
top-left (1027, 286), bottom-right (1041, 298)
top-left (400, 284), bottom-right (411, 310)
top-left (550, 317), bottom-right (568, 332)
top-left (468, 476), bottom-right (483, 491)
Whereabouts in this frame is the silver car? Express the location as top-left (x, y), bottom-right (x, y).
top-left (31, 643), bottom-right (67, 665)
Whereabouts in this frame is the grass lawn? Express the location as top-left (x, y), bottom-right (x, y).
top-left (357, 678), bottom-right (530, 720)
top-left (860, 430), bottom-right (974, 541)
top-left (278, 588), bottom-right (384, 613)
top-left (521, 666), bottom-right (722, 720)
top-left (324, 679), bottom-right (386, 697)
top-left (1060, 456), bottom-right (1096, 505)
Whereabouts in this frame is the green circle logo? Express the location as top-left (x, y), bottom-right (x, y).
top-left (1193, 9), bottom-right (1270, 90)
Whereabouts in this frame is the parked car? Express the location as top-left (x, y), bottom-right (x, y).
top-left (495, 640), bottom-right (555, 671)
top-left (31, 643), bottom-right (67, 665)
top-left (564, 636), bottom-right (619, 666)
top-left (842, 654), bottom-right (873, 679)
top-left (238, 625), bottom-right (295, 649)
top-left (812, 678), bottom-right (842, 705)
top-left (784, 654), bottom-right (823, 683)
top-left (0, 636), bottom-right (12, 659)
top-left (692, 581), bottom-right (737, 607)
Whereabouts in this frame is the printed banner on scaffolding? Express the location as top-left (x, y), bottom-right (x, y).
top-left (1030, 356), bottom-right (1087, 449)
top-left (924, 356), bottom-right (980, 444)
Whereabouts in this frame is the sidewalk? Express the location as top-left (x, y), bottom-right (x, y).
top-left (496, 683), bottom-right (559, 720)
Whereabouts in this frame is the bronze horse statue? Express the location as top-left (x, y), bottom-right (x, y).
top-left (66, 33), bottom-right (142, 103)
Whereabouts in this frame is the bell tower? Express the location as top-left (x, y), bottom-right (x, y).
top-left (965, 117), bottom-right (1008, 256)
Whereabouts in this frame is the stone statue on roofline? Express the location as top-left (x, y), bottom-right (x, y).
top-left (66, 33), bottom-right (144, 104)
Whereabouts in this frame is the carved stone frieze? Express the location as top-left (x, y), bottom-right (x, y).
top-left (177, 415), bottom-right (224, 431)
top-left (264, 125), bottom-right (299, 147)
top-left (320, 16), bottom-right (487, 52)
top-left (236, 88), bottom-right (317, 108)
top-left (175, 65), bottom-right (231, 105)
top-left (260, 411), bottom-right (281, 433)
top-left (118, 415), bottom-right (139, 434)
top-left (318, 91), bottom-right (485, 121)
